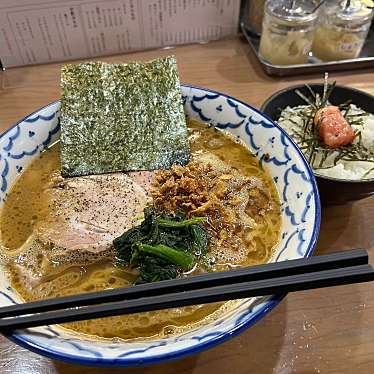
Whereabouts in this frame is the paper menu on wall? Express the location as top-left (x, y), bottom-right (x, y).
top-left (0, 0), bottom-right (240, 68)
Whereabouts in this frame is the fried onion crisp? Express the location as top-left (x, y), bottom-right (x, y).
top-left (151, 161), bottom-right (275, 258)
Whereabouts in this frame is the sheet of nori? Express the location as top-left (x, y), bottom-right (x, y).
top-left (60, 56), bottom-right (189, 177)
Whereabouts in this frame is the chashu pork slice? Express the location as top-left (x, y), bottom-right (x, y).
top-left (32, 171), bottom-right (154, 267)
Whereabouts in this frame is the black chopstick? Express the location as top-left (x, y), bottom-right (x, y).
top-left (0, 249), bottom-right (368, 319)
top-left (0, 263), bottom-right (373, 332)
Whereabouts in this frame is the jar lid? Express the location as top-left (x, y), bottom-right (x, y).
top-left (265, 0), bottom-right (319, 23)
top-left (326, 0), bottom-right (373, 22)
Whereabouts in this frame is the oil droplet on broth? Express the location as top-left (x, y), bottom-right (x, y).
top-left (163, 326), bottom-right (176, 336)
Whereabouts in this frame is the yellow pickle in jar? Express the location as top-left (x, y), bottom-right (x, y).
top-left (312, 0), bottom-right (374, 61)
top-left (259, 0), bottom-right (319, 65)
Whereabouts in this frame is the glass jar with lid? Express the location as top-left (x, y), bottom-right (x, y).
top-left (259, 0), bottom-right (319, 65)
top-left (312, 0), bottom-right (374, 61)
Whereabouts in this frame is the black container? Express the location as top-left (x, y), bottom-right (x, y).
top-left (261, 84), bottom-right (374, 205)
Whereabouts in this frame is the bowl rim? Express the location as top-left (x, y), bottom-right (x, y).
top-left (2, 85), bottom-right (321, 367)
top-left (260, 83), bottom-right (374, 184)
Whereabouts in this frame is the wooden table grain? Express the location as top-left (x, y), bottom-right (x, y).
top-left (0, 36), bottom-right (373, 374)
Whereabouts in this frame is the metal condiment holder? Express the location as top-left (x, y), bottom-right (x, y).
top-left (241, 3), bottom-right (374, 77)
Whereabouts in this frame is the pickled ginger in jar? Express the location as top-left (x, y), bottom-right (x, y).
top-left (312, 0), bottom-right (374, 61)
top-left (259, 0), bottom-right (319, 65)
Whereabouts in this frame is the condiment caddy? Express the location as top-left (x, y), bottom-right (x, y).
top-left (241, 0), bottom-right (374, 76)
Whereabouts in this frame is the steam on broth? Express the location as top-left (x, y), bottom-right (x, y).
top-left (0, 119), bottom-right (281, 340)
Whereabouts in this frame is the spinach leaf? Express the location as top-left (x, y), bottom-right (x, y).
top-left (113, 208), bottom-right (209, 284)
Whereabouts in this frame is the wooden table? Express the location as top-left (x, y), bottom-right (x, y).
top-left (0, 36), bottom-right (373, 374)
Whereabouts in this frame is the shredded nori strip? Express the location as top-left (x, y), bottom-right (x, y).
top-left (60, 56), bottom-right (189, 177)
top-left (279, 74), bottom-right (374, 177)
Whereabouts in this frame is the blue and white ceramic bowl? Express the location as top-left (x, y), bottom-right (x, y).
top-left (0, 86), bottom-right (321, 366)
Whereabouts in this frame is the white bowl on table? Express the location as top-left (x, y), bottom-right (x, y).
top-left (0, 85), bottom-right (320, 366)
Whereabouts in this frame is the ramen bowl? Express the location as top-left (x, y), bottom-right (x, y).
top-left (0, 86), bottom-right (320, 366)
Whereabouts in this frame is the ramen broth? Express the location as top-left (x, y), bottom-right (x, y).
top-left (0, 119), bottom-right (281, 340)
